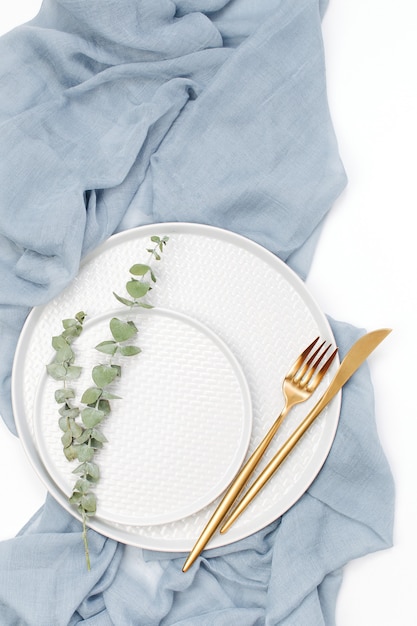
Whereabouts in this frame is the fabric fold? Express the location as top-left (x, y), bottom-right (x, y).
top-left (0, 0), bottom-right (394, 624)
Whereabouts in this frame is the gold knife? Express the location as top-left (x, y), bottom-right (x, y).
top-left (182, 328), bottom-right (391, 572)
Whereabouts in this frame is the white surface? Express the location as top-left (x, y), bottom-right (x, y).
top-left (11, 223), bottom-right (338, 550)
top-left (0, 1), bottom-right (415, 623)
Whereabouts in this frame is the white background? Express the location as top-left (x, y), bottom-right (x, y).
top-left (0, 1), bottom-right (415, 624)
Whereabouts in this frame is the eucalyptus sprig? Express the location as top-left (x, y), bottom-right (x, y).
top-left (113, 235), bottom-right (169, 308)
top-left (47, 235), bottom-right (169, 569)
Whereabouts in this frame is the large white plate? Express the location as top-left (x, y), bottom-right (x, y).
top-left (12, 222), bottom-right (341, 552)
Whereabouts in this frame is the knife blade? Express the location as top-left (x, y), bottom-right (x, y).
top-left (182, 328), bottom-right (391, 572)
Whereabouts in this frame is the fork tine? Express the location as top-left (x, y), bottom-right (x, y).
top-left (306, 347), bottom-right (338, 391)
top-left (287, 337), bottom-right (319, 378)
top-left (295, 340), bottom-right (328, 383)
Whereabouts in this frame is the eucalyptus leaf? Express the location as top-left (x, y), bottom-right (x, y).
top-left (119, 345), bottom-right (141, 356)
top-left (92, 364), bottom-right (119, 387)
top-left (66, 365), bottom-right (82, 380)
top-left (100, 390), bottom-right (122, 400)
top-left (85, 462), bottom-right (100, 482)
top-left (72, 462), bottom-right (87, 475)
top-left (62, 318), bottom-right (80, 329)
top-left (70, 421), bottom-right (84, 439)
top-left (61, 430), bottom-right (73, 448)
top-left (126, 279), bottom-right (150, 299)
top-left (74, 478), bottom-right (91, 494)
top-left (95, 340), bottom-right (118, 355)
top-left (76, 428), bottom-right (92, 444)
top-left (75, 444), bottom-right (95, 462)
top-left (58, 406), bottom-right (80, 419)
top-left (97, 399), bottom-right (111, 416)
top-left (46, 363), bottom-right (67, 380)
top-left (55, 344), bottom-right (74, 364)
top-left (75, 311), bottom-right (86, 324)
top-left (113, 292), bottom-right (134, 307)
top-left (62, 325), bottom-right (82, 341)
top-left (129, 263), bottom-right (150, 276)
top-left (81, 386), bottom-right (102, 405)
top-left (52, 335), bottom-right (68, 351)
top-left (109, 317), bottom-right (138, 342)
top-left (64, 445), bottom-right (77, 461)
top-left (55, 388), bottom-right (75, 403)
top-left (81, 407), bottom-right (105, 428)
top-left (91, 428), bottom-right (108, 444)
top-left (58, 416), bottom-right (69, 432)
top-left (69, 491), bottom-right (82, 504)
top-left (137, 302), bottom-right (153, 309)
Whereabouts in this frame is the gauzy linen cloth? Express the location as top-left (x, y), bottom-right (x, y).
top-left (0, 1), bottom-right (394, 624)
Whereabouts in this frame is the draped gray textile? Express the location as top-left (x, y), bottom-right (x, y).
top-left (0, 1), bottom-right (394, 624)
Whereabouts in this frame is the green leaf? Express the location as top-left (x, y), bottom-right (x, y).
top-left (113, 292), bottom-right (134, 307)
top-left (61, 430), bottom-right (73, 448)
top-left (81, 387), bottom-right (102, 405)
top-left (59, 416), bottom-right (69, 432)
top-left (76, 428), bottom-right (92, 444)
top-left (92, 364), bottom-right (119, 387)
top-left (69, 491), bottom-right (83, 504)
top-left (64, 445), bottom-right (77, 461)
top-left (55, 344), bottom-right (74, 364)
top-left (62, 325), bottom-right (82, 341)
top-left (100, 390), bottom-right (122, 400)
top-left (85, 462), bottom-right (100, 482)
top-left (75, 444), bottom-right (95, 462)
top-left (81, 492), bottom-right (97, 513)
top-left (91, 428), bottom-right (108, 444)
top-left (58, 404), bottom-right (80, 419)
top-left (109, 317), bottom-right (138, 342)
top-left (151, 236), bottom-right (161, 243)
top-left (55, 388), bottom-right (75, 404)
top-left (69, 420), bottom-right (84, 439)
top-left (126, 279), bottom-right (150, 299)
top-left (75, 311), bottom-right (86, 324)
top-left (58, 406), bottom-right (79, 419)
top-left (97, 399), bottom-right (111, 416)
top-left (95, 340), bottom-right (118, 355)
top-left (66, 365), bottom-right (82, 380)
top-left (62, 318), bottom-right (81, 329)
top-left (129, 263), bottom-right (151, 276)
top-left (51, 335), bottom-right (68, 351)
top-left (74, 478), bottom-right (91, 494)
top-left (72, 462), bottom-right (87, 475)
top-left (81, 407), bottom-right (105, 428)
top-left (137, 302), bottom-right (153, 309)
top-left (119, 345), bottom-right (141, 357)
top-left (46, 363), bottom-right (67, 380)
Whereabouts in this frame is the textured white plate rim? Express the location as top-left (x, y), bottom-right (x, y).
top-left (12, 222), bottom-right (341, 553)
top-left (32, 306), bottom-right (253, 526)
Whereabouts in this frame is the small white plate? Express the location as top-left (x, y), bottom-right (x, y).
top-left (34, 307), bottom-right (252, 526)
top-left (12, 222), bottom-right (341, 552)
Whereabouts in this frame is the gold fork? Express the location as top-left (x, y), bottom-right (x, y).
top-left (182, 337), bottom-right (338, 572)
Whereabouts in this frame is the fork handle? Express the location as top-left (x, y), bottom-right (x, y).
top-left (182, 405), bottom-right (290, 572)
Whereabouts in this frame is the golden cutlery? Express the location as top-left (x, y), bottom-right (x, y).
top-left (182, 336), bottom-right (338, 572)
top-left (219, 328), bottom-right (392, 534)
